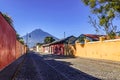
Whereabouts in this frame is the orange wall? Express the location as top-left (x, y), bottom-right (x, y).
top-left (75, 39), bottom-right (120, 61)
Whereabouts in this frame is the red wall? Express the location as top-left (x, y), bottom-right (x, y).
top-left (0, 13), bottom-right (27, 70)
top-left (51, 43), bottom-right (64, 55)
top-left (16, 40), bottom-right (26, 59)
top-left (0, 13), bottom-right (16, 70)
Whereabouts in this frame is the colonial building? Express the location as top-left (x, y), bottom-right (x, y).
top-left (76, 34), bottom-right (105, 43)
top-left (39, 36), bottom-right (76, 55)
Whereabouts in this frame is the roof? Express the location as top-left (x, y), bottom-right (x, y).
top-left (42, 43), bottom-right (51, 47)
top-left (51, 35), bottom-right (76, 44)
top-left (83, 34), bottom-right (105, 41)
top-left (42, 36), bottom-right (77, 47)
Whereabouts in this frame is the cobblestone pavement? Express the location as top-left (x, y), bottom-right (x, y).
top-left (13, 52), bottom-right (99, 80)
top-left (40, 53), bottom-right (120, 80)
top-left (0, 52), bottom-right (99, 80)
top-left (0, 54), bottom-right (26, 80)
top-left (43, 59), bottom-right (99, 80)
top-left (13, 52), bottom-right (68, 80)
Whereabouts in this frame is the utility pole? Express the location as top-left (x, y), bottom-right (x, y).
top-left (26, 33), bottom-right (31, 48)
top-left (64, 32), bottom-right (66, 38)
top-left (26, 33), bottom-right (29, 47)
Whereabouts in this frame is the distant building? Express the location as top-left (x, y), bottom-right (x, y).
top-left (116, 31), bottom-right (120, 38)
top-left (38, 36), bottom-right (76, 55)
top-left (42, 43), bottom-right (51, 53)
top-left (75, 34), bottom-right (106, 43)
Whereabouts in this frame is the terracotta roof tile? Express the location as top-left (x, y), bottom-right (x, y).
top-left (84, 34), bottom-right (105, 41)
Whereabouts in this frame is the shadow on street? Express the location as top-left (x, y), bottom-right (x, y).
top-left (0, 52), bottom-right (100, 80)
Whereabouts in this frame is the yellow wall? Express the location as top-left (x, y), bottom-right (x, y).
top-left (74, 39), bottom-right (120, 61)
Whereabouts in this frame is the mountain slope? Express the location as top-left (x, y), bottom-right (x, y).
top-left (22, 29), bottom-right (58, 47)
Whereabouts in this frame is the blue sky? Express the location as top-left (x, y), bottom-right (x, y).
top-left (0, 0), bottom-right (119, 39)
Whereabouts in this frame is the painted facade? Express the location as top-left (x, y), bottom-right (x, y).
top-left (0, 12), bottom-right (26, 70)
top-left (69, 37), bottom-right (120, 61)
top-left (76, 34), bottom-right (105, 43)
top-left (40, 36), bottom-right (76, 55)
top-left (0, 13), bottom-right (16, 69)
top-left (16, 40), bottom-right (27, 59)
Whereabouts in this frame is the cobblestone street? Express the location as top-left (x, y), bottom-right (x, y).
top-left (0, 52), bottom-right (99, 80)
top-left (41, 54), bottom-right (120, 80)
top-left (1, 52), bottom-right (120, 80)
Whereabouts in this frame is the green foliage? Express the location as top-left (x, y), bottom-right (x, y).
top-left (16, 34), bottom-right (21, 40)
top-left (82, 0), bottom-right (120, 38)
top-left (108, 31), bottom-right (116, 39)
top-left (90, 0), bottom-right (96, 8)
top-left (44, 36), bottom-right (55, 44)
top-left (16, 33), bottom-right (24, 44)
top-left (99, 16), bottom-right (107, 26)
top-left (79, 36), bottom-right (86, 43)
top-left (19, 38), bottom-right (24, 44)
top-left (2, 13), bottom-right (13, 26)
top-left (36, 43), bottom-right (43, 47)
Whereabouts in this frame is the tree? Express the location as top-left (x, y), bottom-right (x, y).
top-left (16, 33), bottom-right (24, 44)
top-left (16, 34), bottom-right (21, 40)
top-left (2, 13), bottom-right (13, 26)
top-left (44, 36), bottom-right (55, 44)
top-left (78, 36), bottom-right (86, 43)
top-left (36, 43), bottom-right (43, 47)
top-left (19, 38), bottom-right (24, 44)
top-left (81, 0), bottom-right (120, 38)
